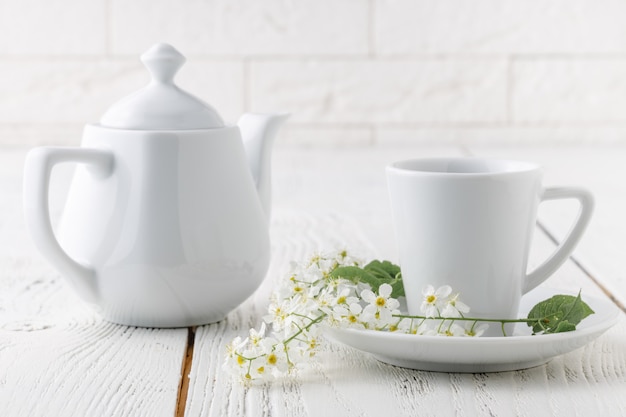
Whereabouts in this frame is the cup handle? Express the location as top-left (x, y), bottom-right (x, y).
top-left (23, 146), bottom-right (114, 304)
top-left (523, 187), bottom-right (594, 294)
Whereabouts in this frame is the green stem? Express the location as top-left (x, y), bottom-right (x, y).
top-left (282, 313), bottom-right (326, 345)
top-left (236, 312), bottom-right (327, 366)
top-left (291, 312), bottom-right (322, 324)
top-left (393, 313), bottom-right (542, 336)
top-left (392, 313), bottom-right (537, 325)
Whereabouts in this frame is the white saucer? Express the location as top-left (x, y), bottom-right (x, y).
top-left (325, 287), bottom-right (620, 373)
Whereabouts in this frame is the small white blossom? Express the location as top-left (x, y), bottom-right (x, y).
top-left (249, 323), bottom-right (267, 346)
top-left (334, 285), bottom-right (359, 308)
top-left (463, 321), bottom-right (489, 337)
top-left (420, 285), bottom-right (452, 317)
top-left (224, 250), bottom-right (487, 383)
top-left (264, 296), bottom-right (309, 332)
top-left (437, 321), bottom-right (466, 337)
top-left (265, 344), bottom-right (291, 374)
top-left (406, 319), bottom-right (433, 335)
top-left (361, 284), bottom-right (400, 311)
top-left (332, 302), bottom-right (364, 329)
top-left (441, 292), bottom-right (470, 318)
top-left (360, 284), bottom-right (401, 329)
top-left (315, 286), bottom-right (340, 314)
top-left (224, 336), bottom-right (247, 368)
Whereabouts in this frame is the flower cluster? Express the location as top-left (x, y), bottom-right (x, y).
top-left (223, 250), bottom-right (485, 383)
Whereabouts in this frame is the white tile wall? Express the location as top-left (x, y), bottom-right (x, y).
top-left (0, 0), bottom-right (107, 55)
top-left (0, 0), bottom-right (625, 146)
top-left (375, 0), bottom-right (626, 55)
top-left (110, 0), bottom-right (369, 56)
top-left (251, 59), bottom-right (508, 123)
top-left (513, 59), bottom-right (626, 123)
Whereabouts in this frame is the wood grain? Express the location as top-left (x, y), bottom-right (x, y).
top-left (2, 145), bottom-right (625, 416)
top-left (185, 146), bottom-right (626, 416)
top-left (0, 257), bottom-right (188, 417)
top-left (184, 211), bottom-right (380, 417)
top-left (185, 210), bottom-right (626, 416)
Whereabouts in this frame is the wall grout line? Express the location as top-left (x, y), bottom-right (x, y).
top-left (3, 53), bottom-right (626, 62)
top-left (104, 0), bottom-right (112, 57)
top-left (506, 56), bottom-right (514, 124)
top-left (175, 327), bottom-right (196, 417)
top-left (368, 0), bottom-right (376, 58)
top-left (243, 58), bottom-right (251, 112)
top-left (6, 121), bottom-right (626, 129)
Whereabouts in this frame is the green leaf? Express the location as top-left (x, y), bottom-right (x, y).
top-left (363, 260), bottom-right (401, 281)
top-left (364, 260), bottom-right (404, 298)
top-left (329, 260), bottom-right (405, 298)
top-left (329, 265), bottom-right (379, 286)
top-left (526, 292), bottom-right (594, 334)
top-left (553, 320), bottom-right (577, 333)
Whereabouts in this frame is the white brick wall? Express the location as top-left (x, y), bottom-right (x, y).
top-left (0, 0), bottom-right (625, 146)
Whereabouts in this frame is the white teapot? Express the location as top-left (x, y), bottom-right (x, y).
top-left (23, 43), bottom-right (288, 327)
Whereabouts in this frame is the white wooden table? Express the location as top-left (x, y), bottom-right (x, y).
top-left (1, 144), bottom-right (624, 416)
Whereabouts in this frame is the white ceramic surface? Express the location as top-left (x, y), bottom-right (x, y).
top-left (100, 43), bottom-right (224, 130)
top-left (386, 158), bottom-right (594, 336)
top-left (326, 287), bottom-right (620, 373)
top-left (22, 44), bottom-right (288, 327)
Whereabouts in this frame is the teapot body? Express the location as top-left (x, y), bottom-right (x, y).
top-left (23, 43), bottom-right (285, 328)
top-left (56, 125), bottom-right (270, 327)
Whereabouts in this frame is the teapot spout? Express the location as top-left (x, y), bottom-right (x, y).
top-left (238, 113), bottom-right (289, 219)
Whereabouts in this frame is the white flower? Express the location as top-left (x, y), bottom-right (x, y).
top-left (420, 285), bottom-right (452, 317)
top-left (266, 343), bottom-right (291, 375)
top-left (407, 319), bottom-right (433, 335)
top-left (360, 284), bottom-right (401, 329)
top-left (362, 305), bottom-right (393, 328)
top-left (225, 250), bottom-right (490, 383)
top-left (294, 328), bottom-right (322, 358)
top-left (361, 283), bottom-right (400, 311)
top-left (224, 336), bottom-right (247, 364)
top-left (334, 285), bottom-right (359, 307)
top-left (265, 296), bottom-right (311, 332)
top-left (264, 299), bottom-right (291, 331)
top-left (437, 321), bottom-right (466, 337)
top-left (440, 292), bottom-right (470, 318)
top-left (315, 286), bottom-right (340, 314)
top-left (333, 249), bottom-right (363, 268)
top-left (463, 321), bottom-right (489, 337)
top-left (332, 302), bottom-right (364, 328)
top-left (249, 322), bottom-right (267, 347)
top-left (248, 359), bottom-right (273, 381)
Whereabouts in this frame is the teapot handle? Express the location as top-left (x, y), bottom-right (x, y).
top-left (23, 147), bottom-right (114, 304)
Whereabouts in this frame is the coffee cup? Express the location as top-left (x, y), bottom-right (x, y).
top-left (386, 158), bottom-right (594, 336)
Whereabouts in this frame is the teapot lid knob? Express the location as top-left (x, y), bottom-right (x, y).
top-left (99, 43), bottom-right (224, 130)
top-left (141, 43), bottom-right (185, 84)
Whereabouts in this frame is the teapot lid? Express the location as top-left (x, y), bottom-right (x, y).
top-left (100, 43), bottom-right (225, 130)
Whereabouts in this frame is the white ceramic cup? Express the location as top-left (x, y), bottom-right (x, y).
top-left (386, 158), bottom-right (594, 336)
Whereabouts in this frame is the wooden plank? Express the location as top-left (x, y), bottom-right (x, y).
top-left (186, 146), bottom-right (626, 416)
top-left (184, 211), bottom-right (382, 417)
top-left (183, 145), bottom-right (459, 416)
top-left (186, 210), bottom-right (626, 416)
top-left (0, 261), bottom-right (189, 417)
top-left (0, 148), bottom-right (188, 417)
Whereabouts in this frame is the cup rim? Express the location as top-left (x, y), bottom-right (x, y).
top-left (386, 157), bottom-right (540, 177)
